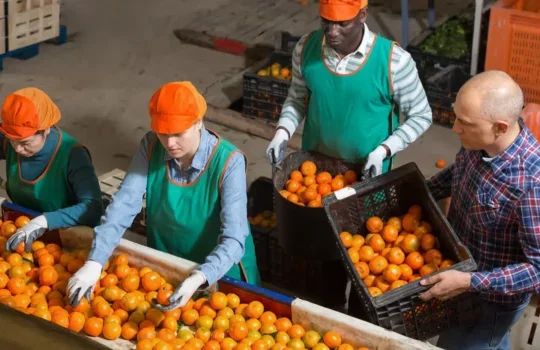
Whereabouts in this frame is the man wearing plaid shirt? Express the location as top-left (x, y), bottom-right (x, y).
top-left (421, 71), bottom-right (540, 350)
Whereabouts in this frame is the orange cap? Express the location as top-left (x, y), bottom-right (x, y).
top-left (320, 0), bottom-right (367, 21)
top-left (0, 87), bottom-right (61, 140)
top-left (148, 82), bottom-right (207, 134)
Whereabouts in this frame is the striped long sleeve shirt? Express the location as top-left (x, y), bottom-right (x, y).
top-left (278, 23), bottom-right (432, 156)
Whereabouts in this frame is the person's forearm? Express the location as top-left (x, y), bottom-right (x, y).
top-left (384, 52), bottom-right (432, 155)
top-left (88, 134), bottom-right (152, 266)
top-left (470, 262), bottom-right (540, 295)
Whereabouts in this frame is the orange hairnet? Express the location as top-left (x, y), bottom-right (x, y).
top-left (320, 0), bottom-right (367, 21)
top-left (148, 81), bottom-right (207, 134)
top-left (0, 87), bottom-right (61, 140)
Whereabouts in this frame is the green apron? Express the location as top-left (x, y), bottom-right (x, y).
top-left (5, 127), bottom-right (85, 212)
top-left (145, 132), bottom-right (261, 285)
top-left (301, 29), bottom-right (400, 173)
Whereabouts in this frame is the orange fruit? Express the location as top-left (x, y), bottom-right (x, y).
top-left (399, 264), bottom-right (413, 281)
top-left (322, 331), bottom-right (341, 348)
top-left (229, 321), bottom-right (249, 341)
top-left (182, 308), bottom-right (199, 326)
top-left (439, 259), bottom-right (454, 269)
top-left (343, 170), bottom-right (357, 185)
top-left (420, 221), bottom-right (433, 232)
top-left (290, 170), bottom-right (303, 182)
top-left (66, 258), bottom-right (84, 273)
top-left (387, 247), bottom-right (405, 265)
top-left (101, 273), bottom-right (118, 287)
top-left (406, 252), bottom-right (425, 270)
top-left (368, 287), bottom-right (383, 297)
top-left (85, 317), bottom-right (104, 337)
top-left (245, 301), bottom-right (264, 319)
top-left (259, 311), bottom-right (276, 325)
top-left (390, 280), bottom-right (408, 290)
top-left (156, 287), bottom-right (173, 306)
top-left (39, 266), bottom-right (58, 286)
top-left (375, 276), bottom-right (390, 293)
top-left (419, 263), bottom-right (439, 277)
top-left (52, 312), bottom-right (70, 328)
top-left (122, 274), bottom-right (140, 292)
top-left (387, 217), bottom-right (402, 231)
top-left (408, 205), bottom-right (423, 220)
top-left (287, 338), bottom-right (305, 350)
top-left (339, 232), bottom-right (353, 248)
top-left (368, 256), bottom-right (388, 275)
top-left (103, 322), bottom-right (122, 340)
top-left (300, 161), bottom-right (317, 176)
top-left (142, 272), bottom-right (161, 291)
top-left (136, 339), bottom-right (155, 350)
top-left (137, 327), bottom-right (157, 342)
top-left (303, 175), bottom-right (316, 187)
top-left (354, 262), bottom-right (370, 279)
top-left (221, 338), bottom-right (238, 350)
top-left (436, 159), bottom-right (446, 168)
top-left (317, 183), bottom-right (332, 196)
top-left (351, 235), bottom-right (365, 249)
top-left (203, 340), bottom-right (221, 350)
top-left (287, 325), bottom-right (305, 339)
top-left (347, 248), bottom-right (360, 264)
top-left (401, 234), bottom-right (420, 254)
top-left (368, 234), bottom-right (385, 253)
top-left (211, 328), bottom-right (226, 342)
top-left (14, 216), bottom-right (30, 228)
top-left (401, 214), bottom-right (419, 233)
top-left (252, 339), bottom-right (269, 350)
top-left (1, 223), bottom-right (17, 238)
top-left (381, 225), bottom-right (399, 243)
top-left (285, 180), bottom-right (301, 194)
top-left (383, 264), bottom-right (402, 283)
top-left (330, 177), bottom-right (344, 191)
top-left (420, 234), bottom-right (436, 251)
top-left (302, 330), bottom-right (321, 348)
top-left (358, 245), bottom-right (375, 262)
top-left (275, 318), bottom-right (292, 332)
top-left (210, 292), bottom-right (228, 310)
top-left (7, 277), bottom-right (25, 295)
top-left (159, 328), bottom-right (178, 342)
top-left (146, 308), bottom-right (165, 327)
top-left (366, 217), bottom-right (384, 233)
top-left (409, 274), bottom-right (422, 282)
top-left (424, 249), bottom-right (443, 266)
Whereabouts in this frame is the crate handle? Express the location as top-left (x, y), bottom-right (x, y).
top-left (333, 186), bottom-right (356, 200)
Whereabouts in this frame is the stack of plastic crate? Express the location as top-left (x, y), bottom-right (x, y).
top-left (6, 0), bottom-right (60, 51)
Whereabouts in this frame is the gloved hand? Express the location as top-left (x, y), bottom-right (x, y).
top-left (154, 271), bottom-right (206, 311)
top-left (266, 129), bottom-right (289, 167)
top-left (363, 146), bottom-right (388, 178)
top-left (5, 215), bottom-right (48, 252)
top-left (67, 260), bottom-right (103, 307)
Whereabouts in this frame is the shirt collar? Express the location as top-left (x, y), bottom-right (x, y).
top-left (164, 124), bottom-right (209, 171)
top-left (322, 23), bottom-right (370, 57)
top-left (485, 119), bottom-right (529, 171)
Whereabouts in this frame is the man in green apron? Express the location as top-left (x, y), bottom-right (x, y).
top-left (67, 82), bottom-right (260, 308)
top-left (266, 0), bottom-right (432, 309)
top-left (1, 88), bottom-right (103, 252)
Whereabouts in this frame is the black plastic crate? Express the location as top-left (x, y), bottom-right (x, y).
top-left (247, 177), bottom-right (275, 281)
top-left (322, 162), bottom-right (479, 340)
top-left (243, 51), bottom-right (292, 121)
top-left (424, 65), bottom-right (471, 128)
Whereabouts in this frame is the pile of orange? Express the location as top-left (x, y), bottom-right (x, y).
top-left (339, 205), bottom-right (455, 297)
top-left (248, 211), bottom-right (276, 229)
top-left (280, 161), bottom-right (358, 208)
top-left (0, 216), bottom-right (371, 350)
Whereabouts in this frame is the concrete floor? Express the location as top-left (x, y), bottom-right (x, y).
top-left (0, 0), bottom-right (466, 186)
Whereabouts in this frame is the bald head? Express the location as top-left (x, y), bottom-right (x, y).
top-left (458, 70), bottom-right (524, 123)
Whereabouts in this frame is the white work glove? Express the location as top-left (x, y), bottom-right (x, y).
top-left (266, 129), bottom-right (289, 167)
top-left (5, 215), bottom-right (48, 252)
top-left (154, 271), bottom-right (206, 311)
top-left (67, 260), bottom-right (103, 307)
top-left (363, 146), bottom-right (388, 178)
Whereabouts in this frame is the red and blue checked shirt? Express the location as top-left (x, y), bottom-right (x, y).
top-left (427, 122), bottom-right (540, 304)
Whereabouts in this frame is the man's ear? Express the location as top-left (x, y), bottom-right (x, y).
top-left (493, 121), bottom-right (509, 136)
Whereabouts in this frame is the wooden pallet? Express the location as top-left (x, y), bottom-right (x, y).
top-left (176, 0), bottom-right (319, 55)
top-left (7, 0), bottom-right (60, 51)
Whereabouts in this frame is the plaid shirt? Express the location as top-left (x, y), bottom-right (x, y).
top-left (427, 122), bottom-right (540, 304)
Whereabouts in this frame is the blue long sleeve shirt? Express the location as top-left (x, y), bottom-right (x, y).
top-left (88, 125), bottom-right (250, 285)
top-left (0, 128), bottom-right (103, 229)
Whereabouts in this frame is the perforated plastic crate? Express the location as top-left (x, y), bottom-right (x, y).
top-left (485, 1), bottom-right (540, 104)
top-left (322, 162), bottom-right (479, 340)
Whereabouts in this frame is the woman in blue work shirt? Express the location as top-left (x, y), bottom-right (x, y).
top-left (1, 87), bottom-right (103, 252)
top-left (67, 81), bottom-right (260, 309)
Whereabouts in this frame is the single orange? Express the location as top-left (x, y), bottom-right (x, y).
top-left (399, 264), bottom-right (413, 281)
top-left (343, 170), bottom-right (357, 185)
top-left (387, 247), bottom-right (405, 265)
top-left (322, 331), bottom-right (341, 348)
top-left (368, 287), bottom-right (383, 297)
top-left (383, 264), bottom-right (402, 283)
top-left (300, 161), bottom-right (317, 176)
top-left (354, 262), bottom-right (370, 279)
top-left (289, 170), bottom-right (303, 182)
top-left (424, 249), bottom-right (443, 266)
top-left (358, 245), bottom-right (375, 262)
top-left (401, 214), bottom-right (419, 233)
top-left (419, 263), bottom-right (439, 277)
top-left (401, 234), bottom-right (420, 254)
top-left (406, 252), bottom-right (425, 270)
top-left (368, 256), bottom-right (388, 275)
top-left (366, 217), bottom-right (384, 233)
top-left (439, 259), bottom-right (454, 269)
top-left (390, 280), bottom-right (408, 290)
